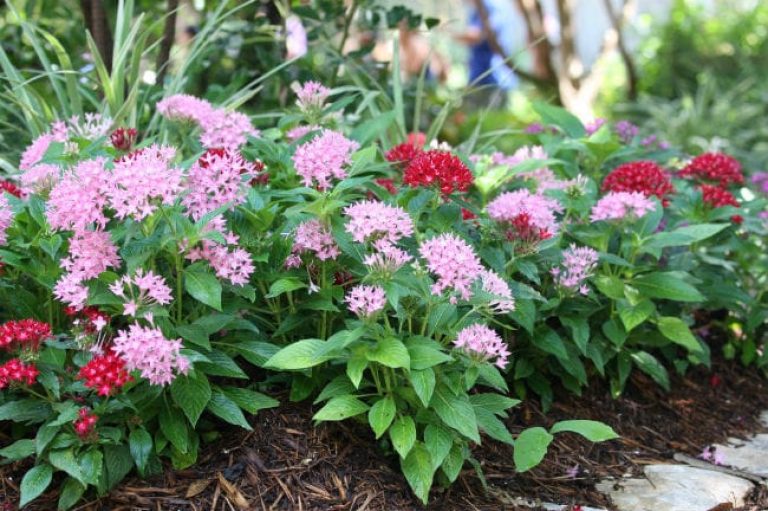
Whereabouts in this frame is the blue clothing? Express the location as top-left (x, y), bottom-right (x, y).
top-left (467, 0), bottom-right (519, 90)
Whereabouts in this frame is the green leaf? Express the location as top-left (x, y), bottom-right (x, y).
top-left (0, 399), bottom-right (51, 423)
top-left (410, 368), bottom-right (436, 407)
top-left (510, 298), bottom-right (536, 334)
top-left (265, 339), bottom-right (331, 370)
top-left (170, 373), bottom-right (212, 427)
top-left (535, 328), bottom-right (568, 359)
top-left (175, 324), bottom-right (211, 350)
top-left (631, 351), bottom-right (670, 390)
top-left (513, 427), bottom-right (553, 472)
top-left (222, 387), bottom-right (279, 414)
top-left (401, 442), bottom-right (434, 505)
top-left (351, 111), bottom-right (397, 145)
top-left (424, 425), bottom-right (453, 471)
top-left (561, 317), bottom-right (589, 355)
top-left (49, 449), bottom-right (84, 484)
top-left (408, 344), bottom-right (453, 370)
top-left (657, 317), bottom-right (702, 353)
top-left (390, 415), bottom-right (417, 459)
top-left (643, 223), bottom-right (728, 250)
top-left (477, 363), bottom-right (508, 392)
top-left (265, 278), bottom-right (306, 298)
top-left (159, 402), bottom-right (188, 454)
top-left (184, 268), bottom-right (222, 310)
top-left (633, 272), bottom-right (705, 302)
top-left (129, 428), bottom-right (152, 475)
top-left (102, 445), bottom-right (134, 490)
top-left (474, 407), bottom-right (515, 444)
top-left (313, 395), bottom-right (369, 422)
top-left (533, 101), bottom-right (586, 137)
top-left (619, 300), bottom-right (655, 332)
top-left (20, 464), bottom-right (53, 507)
top-left (431, 386), bottom-right (481, 443)
top-left (550, 420), bottom-right (619, 441)
top-left (207, 390), bottom-right (252, 430)
top-left (314, 376), bottom-right (356, 404)
top-left (57, 477), bottom-right (85, 511)
top-left (441, 444), bottom-right (465, 483)
top-left (0, 439), bottom-right (35, 461)
top-left (366, 337), bottom-right (410, 369)
top-left (594, 275), bottom-right (625, 300)
top-left (346, 352), bottom-right (368, 388)
top-left (368, 396), bottom-right (396, 439)
top-left (79, 449), bottom-right (102, 485)
top-left (468, 393), bottom-right (520, 414)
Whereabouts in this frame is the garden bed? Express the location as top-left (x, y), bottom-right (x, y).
top-left (4, 352), bottom-right (767, 511)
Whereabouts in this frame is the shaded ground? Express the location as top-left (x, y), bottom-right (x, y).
top-left (3, 355), bottom-right (768, 511)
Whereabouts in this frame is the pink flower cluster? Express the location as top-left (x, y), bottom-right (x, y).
top-left (188, 239), bottom-right (255, 286)
top-left (419, 233), bottom-right (483, 300)
top-left (489, 145), bottom-right (548, 168)
top-left (112, 324), bottom-right (189, 386)
top-left (453, 324), bottom-right (510, 369)
top-left (552, 245), bottom-right (599, 295)
top-left (46, 158), bottom-right (111, 233)
top-left (479, 270), bottom-right (515, 313)
top-left (590, 192), bottom-right (656, 222)
top-left (61, 231), bottom-right (121, 282)
top-left (363, 244), bottom-right (412, 275)
top-left (292, 129), bottom-right (359, 190)
top-left (286, 219), bottom-right (340, 268)
top-left (345, 284), bottom-right (387, 318)
top-left (286, 125), bottom-right (319, 142)
top-left (343, 200), bottom-right (414, 247)
top-left (183, 148), bottom-right (257, 220)
top-left (109, 269), bottom-right (173, 318)
top-left (292, 81), bottom-right (331, 112)
top-left (486, 189), bottom-right (563, 235)
top-left (0, 195), bottom-right (12, 245)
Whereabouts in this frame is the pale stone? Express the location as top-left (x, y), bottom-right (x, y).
top-left (596, 464), bottom-right (753, 511)
top-left (714, 433), bottom-right (768, 476)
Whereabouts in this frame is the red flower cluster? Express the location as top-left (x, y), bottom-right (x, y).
top-left (250, 160), bottom-right (269, 186)
top-left (65, 306), bottom-right (110, 334)
top-left (375, 178), bottom-right (398, 195)
top-left (0, 358), bottom-right (38, 389)
top-left (0, 319), bottom-right (51, 351)
top-left (404, 150), bottom-right (474, 195)
top-left (74, 408), bottom-right (99, 439)
top-left (701, 184), bottom-right (740, 208)
top-left (679, 152), bottom-right (744, 187)
top-left (602, 161), bottom-right (675, 205)
top-left (110, 127), bottom-right (138, 151)
top-left (386, 143), bottom-right (423, 168)
top-left (0, 180), bottom-right (22, 198)
top-left (506, 213), bottom-right (552, 243)
top-left (77, 353), bottom-right (132, 396)
top-left (461, 208), bottom-right (477, 220)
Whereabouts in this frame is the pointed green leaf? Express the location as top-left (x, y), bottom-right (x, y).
top-left (20, 464), bottom-right (53, 507)
top-left (390, 415), bottom-right (417, 459)
top-left (313, 395), bottom-right (369, 422)
top-left (513, 427), bottom-right (553, 472)
top-left (550, 420), bottom-right (618, 442)
top-left (368, 396), bottom-right (396, 439)
top-left (401, 442), bottom-right (434, 505)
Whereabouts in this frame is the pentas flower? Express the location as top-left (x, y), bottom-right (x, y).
top-left (286, 125), bottom-right (319, 142)
top-left (0, 180), bottom-right (22, 198)
top-left (375, 178), bottom-right (398, 195)
top-left (109, 269), bottom-right (173, 317)
top-left (585, 118), bottom-right (606, 135)
top-left (385, 142), bottom-right (423, 168)
top-left (490, 145), bottom-right (548, 168)
top-left (292, 129), bottom-right (359, 190)
top-left (0, 359), bottom-right (39, 389)
top-left (188, 242), bottom-right (254, 286)
top-left (112, 324), bottom-right (189, 386)
top-left (701, 184), bottom-right (740, 208)
top-left (751, 172), bottom-right (768, 195)
top-left (47, 158), bottom-right (110, 233)
top-left (601, 161), bottom-right (675, 205)
top-left (183, 148), bottom-right (257, 220)
top-left (641, 135), bottom-right (670, 150)
top-left (63, 113), bottom-right (112, 140)
top-left (519, 168), bottom-right (574, 193)
top-left (404, 150), bottom-right (473, 195)
top-left (0, 195), bottom-right (12, 245)
top-left (286, 219), bottom-right (340, 267)
top-left (590, 191), bottom-right (656, 222)
top-left (74, 408), bottom-right (98, 439)
top-left (61, 230), bottom-right (121, 281)
top-left (453, 324), bottom-right (510, 369)
top-left (292, 81), bottom-right (331, 112)
top-left (487, 189), bottom-right (563, 238)
top-left (66, 306), bottom-right (110, 335)
top-left (553, 245), bottom-right (599, 295)
top-left (679, 152), bottom-right (744, 188)
top-left (419, 233), bottom-right (483, 300)
top-left (345, 285), bottom-right (387, 318)
top-left (198, 109), bottom-right (258, 150)
top-left (525, 122), bottom-right (545, 134)
top-left (77, 353), bottom-right (132, 396)
top-left (21, 133), bottom-right (57, 171)
top-left (157, 94), bottom-right (214, 124)
top-left (108, 145), bottom-right (183, 221)
top-left (110, 127), bottom-right (137, 151)
top-left (0, 319), bottom-right (51, 351)
top-left (363, 245), bottom-right (412, 275)
top-left (53, 273), bottom-right (90, 310)
top-left (614, 120), bottom-right (639, 143)
top-left (343, 200), bottom-right (414, 247)
top-left (479, 270), bottom-right (515, 313)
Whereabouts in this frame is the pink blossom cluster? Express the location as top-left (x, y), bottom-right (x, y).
top-left (489, 145), bottom-right (548, 168)
top-left (363, 244), bottom-right (412, 275)
top-left (345, 284), bottom-right (387, 318)
top-left (286, 125), bottom-right (319, 142)
top-left (453, 324), bottom-right (510, 369)
top-left (343, 200), bottom-right (414, 247)
top-left (479, 270), bottom-right (515, 313)
top-left (109, 269), bottom-right (173, 318)
top-left (112, 324), bottom-right (189, 386)
top-left (61, 230), bottom-right (121, 282)
top-left (292, 81), bottom-right (331, 112)
top-left (292, 130), bottom-right (359, 190)
top-left (157, 94), bottom-right (215, 124)
top-left (585, 118), bottom-right (606, 135)
top-left (286, 219), bottom-right (340, 268)
top-left (0, 195), bottom-right (12, 245)
top-left (552, 245), bottom-right (599, 295)
top-left (486, 189), bottom-right (563, 235)
top-left (109, 145), bottom-right (183, 221)
top-left (188, 239), bottom-right (255, 286)
top-left (46, 158), bottom-right (110, 233)
top-left (419, 233), bottom-right (483, 300)
top-left (590, 192), bottom-right (656, 222)
top-left (183, 148), bottom-right (257, 220)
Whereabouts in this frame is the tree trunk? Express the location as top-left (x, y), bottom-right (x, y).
top-left (602, 0), bottom-right (639, 100)
top-left (156, 0), bottom-right (179, 85)
top-left (514, 0), bottom-right (557, 83)
top-left (87, 0), bottom-right (113, 72)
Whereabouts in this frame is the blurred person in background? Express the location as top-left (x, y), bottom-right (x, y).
top-left (399, 21), bottom-right (450, 84)
top-left (456, 0), bottom-right (519, 109)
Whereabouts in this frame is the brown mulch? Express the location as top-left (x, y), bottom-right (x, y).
top-left (3, 355), bottom-right (768, 511)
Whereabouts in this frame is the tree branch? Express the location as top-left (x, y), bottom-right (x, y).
top-left (156, 0), bottom-right (179, 85)
top-left (601, 0), bottom-right (639, 100)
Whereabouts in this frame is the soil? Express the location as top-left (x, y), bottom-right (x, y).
top-left (3, 355), bottom-right (768, 511)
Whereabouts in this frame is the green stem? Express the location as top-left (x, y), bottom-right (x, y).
top-left (175, 253), bottom-right (183, 323)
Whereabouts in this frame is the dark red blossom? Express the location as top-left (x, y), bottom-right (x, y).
top-left (506, 213), bottom-right (552, 244)
top-left (731, 215), bottom-right (744, 224)
top-left (0, 358), bottom-right (38, 388)
top-left (110, 127), bottom-right (137, 151)
top-left (375, 178), bottom-right (398, 194)
top-left (0, 180), bottom-right (22, 198)
top-left (461, 208), bottom-right (477, 220)
top-left (74, 408), bottom-right (98, 439)
top-left (386, 143), bottom-right (423, 168)
top-left (0, 319), bottom-right (51, 351)
top-left (404, 150), bottom-right (474, 195)
top-left (701, 184), bottom-right (740, 208)
top-left (602, 161), bottom-right (675, 205)
top-left (77, 353), bottom-right (132, 396)
top-left (679, 152), bottom-right (744, 188)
